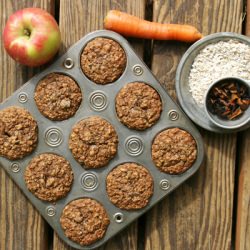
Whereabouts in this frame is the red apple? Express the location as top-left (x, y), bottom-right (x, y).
top-left (3, 8), bottom-right (61, 67)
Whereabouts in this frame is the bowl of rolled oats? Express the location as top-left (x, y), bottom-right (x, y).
top-left (176, 32), bottom-right (250, 133)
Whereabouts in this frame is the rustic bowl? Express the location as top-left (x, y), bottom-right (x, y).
top-left (175, 32), bottom-right (250, 133)
top-left (204, 77), bottom-right (250, 130)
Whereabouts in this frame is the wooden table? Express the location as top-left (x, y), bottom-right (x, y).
top-left (0, 1), bottom-right (249, 249)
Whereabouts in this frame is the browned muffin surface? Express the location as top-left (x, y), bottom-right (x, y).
top-left (25, 153), bottom-right (74, 201)
top-left (81, 37), bottom-right (126, 84)
top-left (106, 162), bottom-right (153, 210)
top-left (152, 128), bottom-right (197, 174)
top-left (69, 116), bottom-right (118, 168)
top-left (116, 82), bottom-right (162, 130)
top-left (60, 198), bottom-right (110, 246)
top-left (34, 73), bottom-right (82, 120)
top-left (0, 106), bottom-right (38, 160)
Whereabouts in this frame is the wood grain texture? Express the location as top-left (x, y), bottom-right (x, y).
top-left (145, 0), bottom-right (241, 249)
top-left (235, 3), bottom-right (250, 249)
top-left (235, 131), bottom-right (250, 250)
top-left (53, 1), bottom-right (145, 249)
top-left (0, 1), bottom-right (54, 250)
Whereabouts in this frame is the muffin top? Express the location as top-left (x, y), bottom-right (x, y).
top-left (69, 116), bottom-right (118, 168)
top-left (116, 82), bottom-right (162, 130)
top-left (106, 162), bottom-right (153, 210)
top-left (34, 73), bottom-right (82, 120)
top-left (25, 153), bottom-right (74, 201)
top-left (60, 198), bottom-right (110, 246)
top-left (152, 128), bottom-right (197, 174)
top-left (81, 37), bottom-right (126, 84)
top-left (0, 106), bottom-right (38, 160)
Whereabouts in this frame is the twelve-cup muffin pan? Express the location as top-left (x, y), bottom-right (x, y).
top-left (0, 30), bottom-right (204, 249)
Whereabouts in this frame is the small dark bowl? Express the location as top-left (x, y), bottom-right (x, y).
top-left (204, 77), bottom-right (250, 130)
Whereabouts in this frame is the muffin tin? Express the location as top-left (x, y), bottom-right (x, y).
top-left (0, 30), bottom-right (204, 249)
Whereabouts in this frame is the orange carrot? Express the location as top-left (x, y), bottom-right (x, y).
top-left (104, 10), bottom-right (202, 43)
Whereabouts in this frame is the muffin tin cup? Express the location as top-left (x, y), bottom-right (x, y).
top-left (0, 30), bottom-right (204, 249)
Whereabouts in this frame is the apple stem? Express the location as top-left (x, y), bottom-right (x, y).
top-left (24, 28), bottom-right (31, 37)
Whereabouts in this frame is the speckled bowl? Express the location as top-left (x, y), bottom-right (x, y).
top-left (204, 77), bottom-right (250, 130)
top-left (175, 32), bottom-right (250, 133)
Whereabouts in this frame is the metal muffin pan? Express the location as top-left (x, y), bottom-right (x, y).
top-left (0, 30), bottom-right (204, 249)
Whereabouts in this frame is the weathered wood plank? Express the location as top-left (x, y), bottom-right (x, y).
top-left (235, 131), bottom-right (250, 250)
top-left (53, 0), bottom-right (145, 249)
top-left (0, 1), bottom-right (54, 249)
top-left (235, 3), bottom-right (250, 249)
top-left (145, 0), bottom-right (241, 249)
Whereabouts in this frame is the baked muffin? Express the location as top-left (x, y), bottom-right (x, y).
top-left (34, 73), bottom-right (82, 120)
top-left (0, 106), bottom-right (38, 160)
top-left (106, 163), bottom-right (153, 210)
top-left (69, 116), bottom-right (118, 168)
top-left (152, 128), bottom-right (197, 174)
top-left (81, 37), bottom-right (126, 84)
top-left (115, 82), bottom-right (162, 130)
top-left (60, 198), bottom-right (110, 246)
top-left (25, 153), bottom-right (74, 201)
